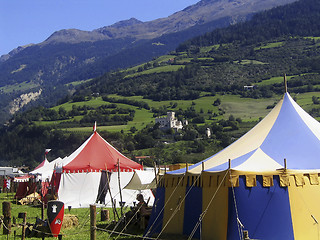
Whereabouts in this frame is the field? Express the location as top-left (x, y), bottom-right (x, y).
top-left (125, 65), bottom-right (185, 78)
top-left (0, 81), bottom-right (39, 94)
top-left (36, 89), bottom-right (320, 134)
top-left (0, 193), bottom-right (144, 239)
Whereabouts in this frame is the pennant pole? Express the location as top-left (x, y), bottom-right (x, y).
top-left (44, 149), bottom-right (51, 160)
top-left (117, 159), bottom-right (124, 217)
top-left (284, 74), bottom-right (288, 93)
top-left (93, 121), bottom-right (97, 132)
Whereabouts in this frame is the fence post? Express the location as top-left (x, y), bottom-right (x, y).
top-left (21, 212), bottom-right (27, 240)
top-left (101, 209), bottom-right (109, 221)
top-left (2, 201), bottom-right (11, 235)
top-left (90, 205), bottom-right (96, 240)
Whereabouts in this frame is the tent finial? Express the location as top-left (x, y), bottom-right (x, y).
top-left (93, 121), bottom-right (97, 132)
top-left (284, 74), bottom-right (288, 93)
top-left (284, 158), bottom-right (287, 170)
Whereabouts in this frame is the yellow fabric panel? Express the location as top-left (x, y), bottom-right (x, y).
top-left (183, 175), bottom-right (188, 187)
top-left (294, 174), bottom-right (305, 186)
top-left (162, 177), bottom-right (186, 235)
top-left (288, 175), bottom-right (320, 240)
top-left (202, 175), bottom-right (210, 188)
top-left (308, 174), bottom-right (319, 185)
top-left (246, 175), bottom-right (257, 187)
top-left (202, 174), bottom-right (228, 240)
top-left (279, 174), bottom-right (290, 187)
top-left (228, 175), bottom-right (239, 187)
top-left (263, 175), bottom-right (273, 187)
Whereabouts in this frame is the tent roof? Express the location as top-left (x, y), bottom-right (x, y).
top-left (124, 170), bottom-right (157, 190)
top-left (172, 92), bottom-right (320, 174)
top-left (30, 157), bottom-right (62, 180)
top-left (63, 131), bottom-right (142, 172)
top-left (33, 159), bottom-right (49, 171)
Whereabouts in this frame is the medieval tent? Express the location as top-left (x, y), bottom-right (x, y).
top-left (15, 157), bottom-right (62, 199)
top-left (53, 130), bottom-right (155, 208)
top-left (30, 157), bottom-right (63, 181)
top-left (146, 90), bottom-right (320, 240)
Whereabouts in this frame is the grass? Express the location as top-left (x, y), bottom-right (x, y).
top-left (0, 81), bottom-right (39, 94)
top-left (40, 93), bottom-right (280, 132)
top-left (0, 192), bottom-right (144, 239)
top-left (255, 73), bottom-right (315, 86)
top-left (11, 64), bottom-right (27, 74)
top-left (304, 36), bottom-right (320, 41)
top-left (219, 94), bottom-right (279, 121)
top-left (66, 78), bottom-right (94, 87)
top-left (124, 65), bottom-right (184, 78)
top-left (254, 41), bottom-right (284, 50)
top-left (200, 45), bottom-right (219, 53)
top-left (36, 86), bottom-right (320, 132)
top-left (255, 75), bottom-right (296, 86)
top-left (233, 59), bottom-right (267, 65)
top-left (52, 98), bottom-right (107, 111)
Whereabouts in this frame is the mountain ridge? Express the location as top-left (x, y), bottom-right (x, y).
top-left (0, 0), bottom-right (298, 123)
top-left (43, 0), bottom-right (297, 45)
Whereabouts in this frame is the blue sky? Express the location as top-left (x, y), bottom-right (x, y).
top-left (0, 0), bottom-right (200, 56)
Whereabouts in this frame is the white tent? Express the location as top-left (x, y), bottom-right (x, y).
top-left (125, 170), bottom-right (158, 190)
top-left (30, 157), bottom-right (62, 181)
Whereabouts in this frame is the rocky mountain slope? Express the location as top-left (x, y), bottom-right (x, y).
top-left (44, 0), bottom-right (297, 44)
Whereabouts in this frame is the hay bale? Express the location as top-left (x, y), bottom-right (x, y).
top-left (62, 214), bottom-right (78, 229)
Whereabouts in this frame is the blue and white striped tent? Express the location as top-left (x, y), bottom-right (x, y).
top-left (146, 91), bottom-right (320, 240)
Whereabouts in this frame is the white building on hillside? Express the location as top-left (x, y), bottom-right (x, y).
top-left (155, 112), bottom-right (187, 131)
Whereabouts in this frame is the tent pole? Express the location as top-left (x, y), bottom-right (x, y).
top-left (284, 74), bottom-right (288, 93)
top-left (153, 161), bottom-right (158, 185)
top-left (284, 158), bottom-right (287, 170)
top-left (117, 159), bottom-right (124, 217)
top-left (105, 164), bottom-right (119, 221)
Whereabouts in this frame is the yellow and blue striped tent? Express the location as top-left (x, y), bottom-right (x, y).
top-left (146, 92), bottom-right (320, 240)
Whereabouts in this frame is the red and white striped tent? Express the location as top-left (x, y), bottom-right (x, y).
top-left (54, 130), bottom-right (154, 208)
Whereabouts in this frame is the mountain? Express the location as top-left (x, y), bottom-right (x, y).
top-left (0, 0), bottom-right (297, 123)
top-left (44, 0), bottom-right (297, 44)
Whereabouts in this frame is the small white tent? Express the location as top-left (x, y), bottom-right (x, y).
top-left (125, 170), bottom-right (158, 190)
top-left (30, 157), bottom-right (62, 181)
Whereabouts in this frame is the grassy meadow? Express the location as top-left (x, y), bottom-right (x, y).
top-left (0, 193), bottom-right (144, 239)
top-left (36, 86), bottom-right (320, 134)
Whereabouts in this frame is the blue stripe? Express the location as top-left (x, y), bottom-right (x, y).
top-left (227, 176), bottom-right (294, 240)
top-left (145, 187), bottom-right (165, 237)
top-left (183, 186), bottom-right (202, 239)
top-left (205, 150), bottom-right (257, 172)
top-left (261, 94), bottom-right (320, 169)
